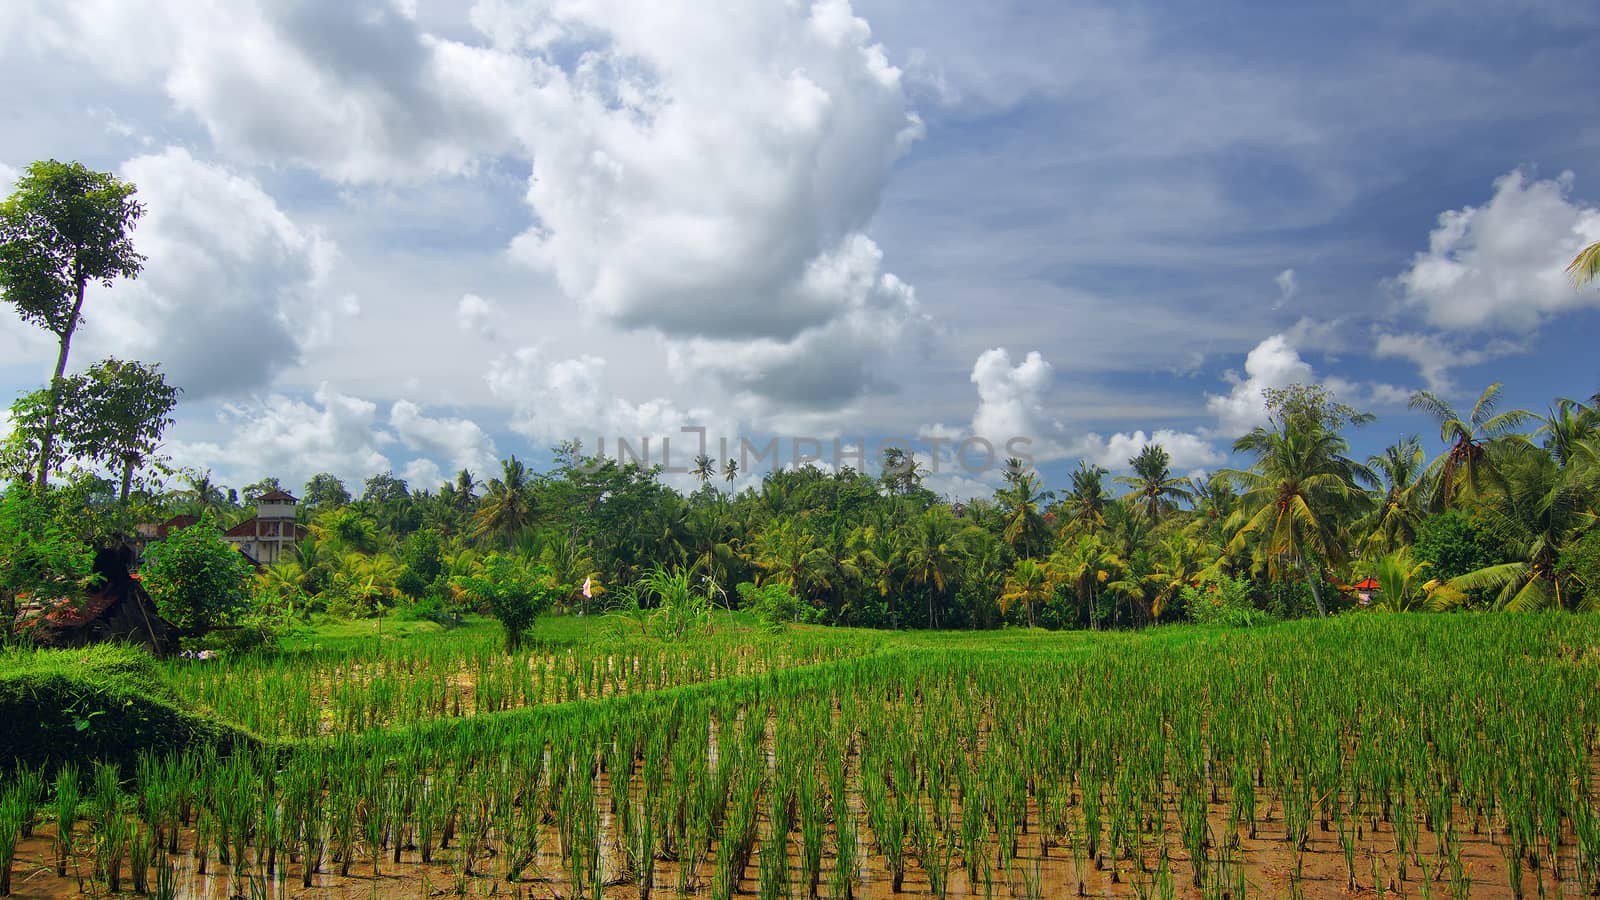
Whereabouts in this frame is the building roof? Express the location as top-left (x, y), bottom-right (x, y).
top-left (256, 489), bottom-right (298, 502)
top-left (223, 516), bottom-right (309, 540)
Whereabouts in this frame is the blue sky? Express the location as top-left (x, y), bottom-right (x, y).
top-left (1, 0), bottom-right (1598, 499)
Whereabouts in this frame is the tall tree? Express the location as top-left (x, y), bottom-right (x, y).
top-left (999, 557), bottom-right (1053, 627)
top-left (1408, 383), bottom-right (1535, 507)
top-left (1223, 417), bottom-right (1372, 617)
top-left (994, 468), bottom-right (1050, 559)
top-left (1359, 436), bottom-right (1429, 556)
top-left (692, 453), bottom-right (716, 490)
top-left (302, 472), bottom-right (351, 510)
top-left (474, 456), bottom-right (535, 545)
top-left (0, 161), bottom-right (146, 488)
top-left (241, 476), bottom-right (285, 505)
top-left (1062, 461), bottom-right (1111, 537)
top-left (1115, 444), bottom-right (1194, 527)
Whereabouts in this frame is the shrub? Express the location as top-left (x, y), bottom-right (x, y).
top-left (1183, 576), bottom-right (1277, 627)
top-left (138, 513), bottom-right (252, 639)
top-left (453, 554), bottom-right (558, 653)
top-left (736, 581), bottom-right (809, 632)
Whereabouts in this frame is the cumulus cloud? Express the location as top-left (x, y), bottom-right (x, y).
top-left (485, 345), bottom-right (733, 449)
top-left (456, 293), bottom-right (500, 340)
top-left (1394, 168), bottom-right (1600, 332)
top-left (76, 148), bottom-right (348, 398)
top-left (1073, 429), bottom-right (1224, 474)
top-left (1204, 334), bottom-right (1314, 436)
top-left (482, 0), bottom-right (926, 408)
top-left (388, 399), bottom-right (498, 476)
top-left (13, 0), bottom-right (513, 182)
top-left (169, 384), bottom-right (393, 489)
top-left (970, 348), bottom-right (1055, 444)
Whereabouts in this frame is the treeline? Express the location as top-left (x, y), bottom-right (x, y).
top-left (12, 381), bottom-right (1587, 637)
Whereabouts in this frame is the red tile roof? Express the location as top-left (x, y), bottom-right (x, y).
top-left (256, 489), bottom-right (298, 502)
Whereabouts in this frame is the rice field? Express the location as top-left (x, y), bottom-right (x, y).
top-left (4, 613), bottom-right (1600, 899)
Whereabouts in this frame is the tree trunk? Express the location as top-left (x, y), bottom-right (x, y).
top-left (1299, 555), bottom-right (1329, 617)
top-left (120, 455), bottom-right (136, 504)
top-left (36, 274), bottom-right (86, 490)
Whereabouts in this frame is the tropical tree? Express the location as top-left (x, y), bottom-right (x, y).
top-left (1569, 239), bottom-right (1600, 285)
top-left (1050, 533), bottom-right (1122, 629)
top-left (1115, 444), bottom-right (1194, 527)
top-left (1371, 548), bottom-right (1434, 612)
top-left (302, 472), bottom-right (351, 510)
top-left (140, 513), bottom-right (252, 637)
top-left (474, 456), bottom-right (535, 545)
top-left (1437, 441), bottom-right (1596, 610)
top-left (1, 161), bottom-right (147, 488)
top-left (1061, 461), bottom-right (1111, 537)
top-left (692, 453), bottom-right (716, 490)
top-left (1408, 383), bottom-right (1535, 507)
top-left (1358, 436), bottom-right (1430, 556)
top-left (994, 468), bottom-right (1050, 559)
top-left (723, 457), bottom-right (739, 493)
top-left (999, 557), bottom-right (1053, 627)
top-left (751, 517), bottom-right (830, 605)
top-left (454, 554), bottom-right (558, 652)
top-left (1223, 417), bottom-right (1372, 617)
top-left (902, 509), bottom-right (965, 628)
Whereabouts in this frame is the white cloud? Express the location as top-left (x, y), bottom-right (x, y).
top-left (401, 457), bottom-right (445, 491)
top-left (485, 345), bottom-right (733, 448)
top-left (1073, 429), bottom-right (1224, 473)
top-left (484, 0), bottom-right (926, 409)
top-left (76, 147), bottom-right (346, 398)
top-left (13, 0), bottom-right (514, 183)
top-left (169, 384), bottom-right (393, 490)
top-left (456, 293), bottom-right (499, 340)
top-left (0, 161), bottom-right (15, 195)
top-left (1394, 168), bottom-right (1600, 332)
top-left (1372, 331), bottom-right (1524, 393)
top-left (970, 347), bottom-right (1055, 444)
top-left (388, 399), bottom-right (498, 476)
top-left (1274, 268), bottom-right (1297, 307)
top-left (1204, 334), bottom-right (1314, 436)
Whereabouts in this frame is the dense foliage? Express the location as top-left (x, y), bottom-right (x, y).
top-left (138, 515), bottom-right (252, 637)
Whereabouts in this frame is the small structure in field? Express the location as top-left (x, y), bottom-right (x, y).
top-left (15, 546), bottom-right (176, 656)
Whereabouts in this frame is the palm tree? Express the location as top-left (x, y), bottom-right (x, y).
top-left (1000, 557), bottom-right (1053, 628)
top-left (1358, 436), bottom-right (1429, 556)
top-left (1438, 441), bottom-right (1596, 611)
top-left (1222, 419), bottom-right (1372, 617)
top-left (692, 453), bottom-right (717, 490)
top-left (1050, 533), bottom-right (1122, 629)
top-left (1569, 239), bottom-right (1600, 285)
top-left (995, 469), bottom-right (1050, 559)
top-left (723, 457), bottom-right (739, 493)
top-left (902, 509), bottom-right (965, 628)
top-left (1371, 548), bottom-right (1433, 612)
top-left (1534, 397), bottom-right (1598, 469)
top-left (474, 456), bottom-right (535, 545)
top-left (183, 470), bottom-right (225, 512)
top-left (1408, 383), bottom-right (1535, 507)
top-left (751, 517), bottom-right (830, 603)
top-left (1061, 461), bottom-right (1110, 538)
top-left (1115, 444), bottom-right (1194, 527)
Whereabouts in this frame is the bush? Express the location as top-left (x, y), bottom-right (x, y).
top-left (736, 581), bottom-right (810, 632)
top-left (453, 554), bottom-right (558, 653)
top-left (1183, 576), bottom-right (1277, 627)
top-left (139, 513), bottom-right (252, 638)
